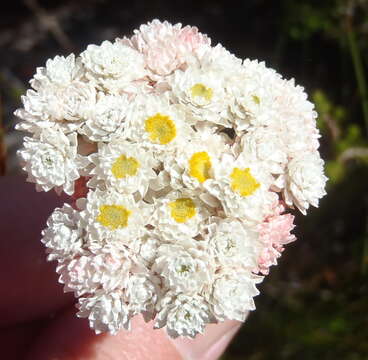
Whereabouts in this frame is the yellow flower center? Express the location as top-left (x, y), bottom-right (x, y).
top-left (145, 113), bottom-right (176, 145)
top-left (189, 151), bottom-right (212, 183)
top-left (252, 95), bottom-right (260, 104)
top-left (111, 154), bottom-right (140, 179)
top-left (97, 204), bottom-right (131, 229)
top-left (230, 167), bottom-right (260, 197)
top-left (190, 83), bottom-right (213, 102)
top-left (169, 198), bottom-right (196, 223)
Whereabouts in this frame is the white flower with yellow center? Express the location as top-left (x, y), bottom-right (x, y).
top-left (18, 128), bottom-right (82, 195)
top-left (151, 190), bottom-right (210, 241)
top-left (80, 189), bottom-right (151, 248)
top-left (206, 218), bottom-right (260, 269)
top-left (209, 270), bottom-right (263, 321)
top-left (79, 92), bottom-right (130, 142)
top-left (204, 154), bottom-right (277, 224)
top-left (126, 94), bottom-right (194, 158)
top-left (166, 127), bottom-right (230, 191)
top-left (41, 204), bottom-right (85, 262)
top-left (77, 289), bottom-right (131, 334)
top-left (155, 292), bottom-right (216, 338)
top-left (153, 239), bottom-right (213, 294)
top-left (81, 40), bottom-right (146, 93)
top-left (168, 65), bottom-right (231, 126)
top-left (87, 140), bottom-right (157, 197)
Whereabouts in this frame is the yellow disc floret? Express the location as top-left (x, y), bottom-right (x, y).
top-left (111, 154), bottom-right (140, 179)
top-left (252, 95), bottom-right (261, 104)
top-left (144, 113), bottom-right (177, 145)
top-left (97, 204), bottom-right (131, 229)
top-left (169, 198), bottom-right (196, 223)
top-left (190, 83), bottom-right (213, 102)
top-left (230, 167), bottom-right (260, 197)
top-left (189, 151), bottom-right (212, 183)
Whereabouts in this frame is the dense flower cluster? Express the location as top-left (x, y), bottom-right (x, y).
top-left (16, 20), bottom-right (327, 338)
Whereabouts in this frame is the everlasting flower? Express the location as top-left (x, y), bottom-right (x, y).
top-left (16, 19), bottom-right (327, 339)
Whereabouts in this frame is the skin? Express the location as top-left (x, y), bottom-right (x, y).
top-left (0, 176), bottom-right (240, 359)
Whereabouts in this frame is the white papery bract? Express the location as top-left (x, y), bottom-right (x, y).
top-left (17, 20), bottom-right (327, 339)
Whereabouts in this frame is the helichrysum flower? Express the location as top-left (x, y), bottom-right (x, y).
top-left (15, 19), bottom-right (327, 339)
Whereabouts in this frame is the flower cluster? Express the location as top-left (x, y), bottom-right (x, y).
top-left (16, 20), bottom-right (327, 338)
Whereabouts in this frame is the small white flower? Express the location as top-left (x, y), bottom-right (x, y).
top-left (80, 189), bottom-right (152, 250)
top-left (153, 239), bottom-right (213, 294)
top-left (168, 65), bottom-right (231, 126)
top-left (151, 190), bottom-right (211, 241)
top-left (166, 126), bottom-right (230, 191)
top-left (284, 152), bottom-right (328, 214)
top-left (87, 140), bottom-right (157, 197)
top-left (77, 289), bottom-right (131, 334)
top-left (124, 19), bottom-right (211, 78)
top-left (126, 94), bottom-right (195, 159)
top-left (126, 273), bottom-right (159, 318)
top-left (81, 40), bottom-right (146, 93)
top-left (210, 270), bottom-right (263, 321)
top-left (204, 154), bottom-right (277, 224)
top-left (18, 128), bottom-right (82, 195)
top-left (57, 245), bottom-right (133, 296)
top-left (41, 204), bottom-right (85, 262)
top-left (206, 218), bottom-right (260, 269)
top-left (79, 93), bottom-right (129, 142)
top-left (31, 54), bottom-right (84, 90)
top-left (155, 292), bottom-right (216, 338)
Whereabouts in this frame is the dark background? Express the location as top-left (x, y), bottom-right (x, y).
top-left (1, 1), bottom-right (367, 359)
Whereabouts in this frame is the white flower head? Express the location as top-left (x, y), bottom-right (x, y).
top-left (88, 140), bottom-right (157, 197)
top-left (153, 239), bottom-right (213, 294)
top-left (126, 94), bottom-right (195, 159)
top-left (155, 292), bottom-right (216, 338)
top-left (31, 54), bottom-right (85, 90)
top-left (18, 128), bottom-right (82, 195)
top-left (57, 245), bottom-right (134, 296)
top-left (80, 189), bottom-right (152, 250)
top-left (77, 289), bottom-right (131, 334)
top-left (166, 127), bottom-right (229, 191)
top-left (210, 270), bottom-right (263, 321)
top-left (206, 218), bottom-right (260, 269)
top-left (81, 40), bottom-right (146, 93)
top-left (168, 65), bottom-right (231, 126)
top-left (204, 153), bottom-right (277, 223)
top-left (79, 93), bottom-right (130, 142)
top-left (151, 190), bottom-right (211, 240)
top-left (41, 204), bottom-right (85, 262)
top-left (284, 152), bottom-right (328, 214)
top-left (124, 19), bottom-right (211, 78)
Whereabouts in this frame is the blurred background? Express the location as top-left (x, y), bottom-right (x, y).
top-left (0, 0), bottom-right (367, 359)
